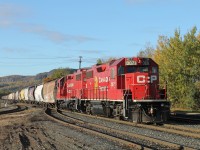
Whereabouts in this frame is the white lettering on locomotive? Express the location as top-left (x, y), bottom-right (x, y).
top-left (137, 75), bottom-right (145, 83)
top-left (151, 75), bottom-right (157, 83)
top-left (137, 75), bottom-right (157, 83)
top-left (67, 90), bottom-right (72, 93)
top-left (67, 83), bottom-right (74, 87)
top-left (98, 77), bottom-right (109, 83)
top-left (110, 82), bottom-right (116, 87)
top-left (99, 86), bottom-right (108, 91)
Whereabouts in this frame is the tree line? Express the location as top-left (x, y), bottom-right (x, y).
top-left (138, 27), bottom-right (200, 110)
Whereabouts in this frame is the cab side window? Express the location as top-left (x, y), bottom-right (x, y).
top-left (110, 68), bottom-right (115, 79)
top-left (152, 67), bottom-right (157, 73)
top-left (118, 66), bottom-right (124, 75)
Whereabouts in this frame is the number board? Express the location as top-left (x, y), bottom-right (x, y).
top-left (125, 59), bottom-right (137, 65)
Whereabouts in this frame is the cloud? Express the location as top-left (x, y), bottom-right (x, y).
top-left (1, 47), bottom-right (27, 53)
top-left (18, 23), bottom-right (97, 43)
top-left (0, 3), bottom-right (26, 18)
top-left (0, 19), bottom-right (12, 27)
top-left (0, 3), bottom-right (97, 43)
top-left (19, 24), bottom-right (67, 43)
top-left (0, 3), bottom-right (29, 27)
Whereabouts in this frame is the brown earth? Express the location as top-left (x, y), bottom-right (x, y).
top-left (0, 104), bottom-right (127, 150)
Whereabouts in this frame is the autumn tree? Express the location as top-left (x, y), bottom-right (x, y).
top-left (96, 57), bottom-right (117, 64)
top-left (137, 42), bottom-right (155, 58)
top-left (43, 68), bottom-right (74, 83)
top-left (154, 27), bottom-right (200, 110)
top-left (96, 58), bottom-right (103, 65)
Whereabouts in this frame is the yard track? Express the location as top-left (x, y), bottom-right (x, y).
top-left (0, 104), bottom-right (28, 115)
top-left (45, 108), bottom-right (150, 150)
top-left (170, 114), bottom-right (200, 124)
top-left (60, 109), bottom-right (200, 139)
top-left (45, 108), bottom-right (195, 150)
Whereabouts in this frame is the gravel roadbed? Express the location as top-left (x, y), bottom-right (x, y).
top-left (0, 106), bottom-right (133, 150)
top-left (51, 110), bottom-right (166, 149)
top-left (166, 121), bottom-right (200, 129)
top-left (62, 111), bottom-right (200, 149)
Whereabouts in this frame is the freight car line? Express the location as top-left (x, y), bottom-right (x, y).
top-left (45, 108), bottom-right (151, 150)
top-left (0, 104), bottom-right (28, 115)
top-left (61, 109), bottom-right (200, 139)
top-left (56, 109), bottom-right (192, 150)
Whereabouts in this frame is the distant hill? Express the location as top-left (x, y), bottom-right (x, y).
top-left (0, 75), bottom-right (34, 83)
top-left (0, 68), bottom-right (76, 97)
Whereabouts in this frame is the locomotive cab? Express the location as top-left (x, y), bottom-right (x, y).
top-left (121, 58), bottom-right (170, 123)
top-left (124, 58), bottom-right (159, 100)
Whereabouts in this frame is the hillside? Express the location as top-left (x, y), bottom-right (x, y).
top-left (0, 68), bottom-right (76, 97)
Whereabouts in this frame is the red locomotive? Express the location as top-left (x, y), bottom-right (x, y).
top-left (56, 57), bottom-right (170, 123)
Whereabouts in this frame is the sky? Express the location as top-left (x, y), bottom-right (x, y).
top-left (0, 0), bottom-right (199, 77)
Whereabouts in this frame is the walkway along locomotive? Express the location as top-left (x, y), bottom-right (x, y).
top-left (2, 57), bottom-right (170, 123)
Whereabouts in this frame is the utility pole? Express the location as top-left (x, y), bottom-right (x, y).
top-left (79, 56), bottom-right (82, 69)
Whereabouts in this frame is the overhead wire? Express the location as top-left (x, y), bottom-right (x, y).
top-left (0, 56), bottom-right (73, 59)
top-left (0, 56), bottom-right (98, 67)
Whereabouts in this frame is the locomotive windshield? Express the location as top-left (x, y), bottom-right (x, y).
top-left (138, 66), bottom-right (148, 72)
top-left (118, 66), bottom-right (149, 75)
top-left (118, 66), bottom-right (125, 75)
top-left (126, 66), bottom-right (137, 73)
top-left (152, 66), bottom-right (158, 73)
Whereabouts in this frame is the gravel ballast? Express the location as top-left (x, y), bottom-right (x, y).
top-left (62, 111), bottom-right (200, 149)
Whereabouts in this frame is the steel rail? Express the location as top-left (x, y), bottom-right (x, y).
top-left (61, 109), bottom-right (200, 139)
top-left (163, 124), bottom-right (200, 134)
top-left (0, 105), bottom-right (28, 115)
top-left (58, 109), bottom-right (193, 150)
top-left (45, 108), bottom-right (150, 150)
top-left (170, 115), bottom-right (200, 123)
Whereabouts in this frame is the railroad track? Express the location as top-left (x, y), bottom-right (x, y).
top-left (45, 108), bottom-right (149, 150)
top-left (45, 108), bottom-right (195, 150)
top-left (136, 123), bottom-right (200, 139)
top-left (0, 105), bottom-right (28, 115)
top-left (170, 115), bottom-right (200, 124)
top-left (60, 109), bottom-right (200, 139)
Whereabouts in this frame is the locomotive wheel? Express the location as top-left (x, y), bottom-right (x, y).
top-left (86, 103), bottom-right (93, 115)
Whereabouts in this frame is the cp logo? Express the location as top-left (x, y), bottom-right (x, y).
top-left (137, 75), bottom-right (157, 83)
